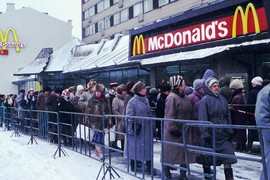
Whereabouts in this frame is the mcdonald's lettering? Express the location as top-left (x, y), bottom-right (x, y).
top-left (0, 28), bottom-right (26, 53)
top-left (131, 3), bottom-right (268, 56)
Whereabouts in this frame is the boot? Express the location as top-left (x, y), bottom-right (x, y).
top-left (203, 166), bottom-right (211, 180)
top-left (163, 166), bottom-right (172, 179)
top-left (224, 168), bottom-right (234, 180)
top-left (180, 164), bottom-right (188, 180)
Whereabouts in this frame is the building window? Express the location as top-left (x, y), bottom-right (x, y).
top-left (97, 19), bottom-right (104, 32)
top-left (104, 16), bottom-right (111, 29)
top-left (170, 0), bottom-right (177, 2)
top-left (159, 0), bottom-right (169, 7)
top-left (104, 0), bottom-right (110, 9)
top-left (97, 1), bottom-right (104, 13)
top-left (133, 2), bottom-right (143, 17)
top-left (120, 9), bottom-right (129, 22)
top-left (113, 0), bottom-right (119, 4)
top-left (113, 12), bottom-right (120, 25)
top-left (144, 0), bottom-right (153, 12)
top-left (89, 6), bottom-right (95, 16)
top-left (89, 23), bottom-right (96, 35)
top-left (84, 26), bottom-right (90, 36)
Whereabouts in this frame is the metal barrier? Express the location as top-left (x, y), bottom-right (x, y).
top-left (0, 106), bottom-right (268, 179)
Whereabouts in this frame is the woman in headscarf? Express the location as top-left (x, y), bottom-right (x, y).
top-left (198, 77), bottom-right (237, 180)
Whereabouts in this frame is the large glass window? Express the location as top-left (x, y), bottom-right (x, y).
top-left (159, 0), bottom-right (169, 7)
top-left (139, 69), bottom-right (150, 85)
top-left (110, 71), bottom-right (122, 84)
top-left (98, 72), bottom-right (110, 86)
top-left (113, 12), bottom-right (120, 25)
top-left (97, 1), bottom-right (104, 13)
top-left (123, 69), bottom-right (138, 83)
top-left (97, 19), bottom-right (104, 32)
top-left (133, 2), bottom-right (143, 17)
top-left (120, 9), bottom-right (129, 22)
top-left (144, 0), bottom-right (153, 12)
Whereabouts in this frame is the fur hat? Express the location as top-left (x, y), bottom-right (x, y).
top-left (184, 86), bottom-right (193, 95)
top-left (229, 79), bottom-right (244, 90)
top-left (251, 76), bottom-right (263, 86)
top-left (94, 84), bottom-right (105, 92)
top-left (206, 77), bottom-right (219, 88)
top-left (87, 81), bottom-right (96, 89)
top-left (170, 75), bottom-right (184, 89)
top-left (193, 79), bottom-right (205, 91)
top-left (77, 85), bottom-right (84, 92)
top-left (160, 84), bottom-right (171, 92)
top-left (116, 84), bottom-right (126, 94)
top-left (132, 81), bottom-right (145, 94)
top-left (126, 81), bottom-right (135, 92)
top-left (149, 88), bottom-right (158, 94)
top-left (203, 69), bottom-right (215, 80)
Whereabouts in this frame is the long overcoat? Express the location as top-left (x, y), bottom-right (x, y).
top-left (163, 91), bottom-right (194, 164)
top-left (198, 85), bottom-right (237, 164)
top-left (125, 95), bottom-right (152, 161)
top-left (230, 89), bottom-right (247, 143)
top-left (112, 93), bottom-right (126, 140)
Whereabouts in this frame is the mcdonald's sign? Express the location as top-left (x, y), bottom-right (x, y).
top-left (0, 28), bottom-right (26, 55)
top-left (130, 2), bottom-right (268, 58)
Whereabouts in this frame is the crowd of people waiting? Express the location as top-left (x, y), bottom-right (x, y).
top-left (0, 69), bottom-right (269, 180)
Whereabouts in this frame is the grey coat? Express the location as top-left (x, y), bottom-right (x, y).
top-left (163, 91), bottom-right (194, 164)
top-left (126, 95), bottom-right (152, 161)
top-left (198, 85), bottom-right (237, 164)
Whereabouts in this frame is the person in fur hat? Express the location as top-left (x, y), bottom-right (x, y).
top-left (87, 84), bottom-right (111, 160)
top-left (112, 84), bottom-right (127, 153)
top-left (198, 77), bottom-right (237, 180)
top-left (229, 79), bottom-right (247, 152)
top-left (126, 81), bottom-right (157, 175)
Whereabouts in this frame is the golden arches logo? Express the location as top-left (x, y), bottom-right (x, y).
top-left (132, 34), bottom-right (146, 56)
top-left (0, 28), bottom-right (20, 52)
top-left (232, 3), bottom-right (260, 37)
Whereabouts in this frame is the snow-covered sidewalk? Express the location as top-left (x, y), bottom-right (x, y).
top-left (0, 128), bottom-right (263, 180)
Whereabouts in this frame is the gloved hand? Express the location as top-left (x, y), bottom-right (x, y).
top-left (132, 123), bottom-right (142, 136)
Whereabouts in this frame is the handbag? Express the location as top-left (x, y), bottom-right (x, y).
top-left (76, 124), bottom-right (94, 142)
top-left (92, 131), bottom-right (104, 144)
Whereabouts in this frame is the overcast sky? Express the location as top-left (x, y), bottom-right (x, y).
top-left (0, 0), bottom-right (82, 39)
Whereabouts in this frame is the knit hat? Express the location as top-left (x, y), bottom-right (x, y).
top-left (94, 84), bottom-right (105, 92)
top-left (251, 76), bottom-right (263, 86)
top-left (77, 85), bottom-right (84, 92)
top-left (229, 79), bottom-right (244, 90)
top-left (193, 79), bottom-right (205, 91)
top-left (126, 81), bottom-right (135, 92)
top-left (110, 82), bottom-right (118, 88)
top-left (149, 88), bottom-right (158, 94)
top-left (132, 81), bottom-right (146, 94)
top-left (116, 84), bottom-right (126, 94)
top-left (206, 77), bottom-right (219, 88)
top-left (87, 81), bottom-right (96, 89)
top-left (169, 75), bottom-right (184, 89)
top-left (203, 69), bottom-right (215, 80)
top-left (184, 86), bottom-right (193, 95)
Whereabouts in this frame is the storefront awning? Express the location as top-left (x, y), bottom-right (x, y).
top-left (140, 38), bottom-right (270, 65)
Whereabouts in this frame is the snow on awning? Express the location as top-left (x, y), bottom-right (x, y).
top-left (12, 75), bottom-right (35, 84)
top-left (63, 35), bottom-right (138, 73)
top-left (14, 48), bottom-right (53, 76)
top-left (140, 39), bottom-right (270, 65)
top-left (44, 38), bottom-right (85, 72)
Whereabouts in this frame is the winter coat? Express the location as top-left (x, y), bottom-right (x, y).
top-left (255, 84), bottom-right (270, 179)
top-left (36, 92), bottom-right (46, 110)
top-left (247, 85), bottom-right (262, 125)
top-left (17, 94), bottom-right (28, 119)
top-left (219, 76), bottom-right (232, 103)
top-left (112, 93), bottom-right (126, 140)
top-left (198, 85), bottom-right (237, 164)
top-left (163, 91), bottom-right (195, 164)
top-left (77, 91), bottom-right (93, 113)
top-left (87, 95), bottom-right (111, 130)
top-left (125, 94), bottom-right (152, 161)
top-left (229, 89), bottom-right (247, 143)
top-left (124, 92), bottom-right (134, 113)
top-left (156, 92), bottom-right (167, 118)
top-left (188, 90), bottom-right (204, 120)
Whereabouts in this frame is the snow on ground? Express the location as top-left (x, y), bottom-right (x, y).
top-left (0, 127), bottom-right (263, 180)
